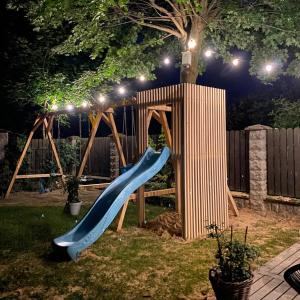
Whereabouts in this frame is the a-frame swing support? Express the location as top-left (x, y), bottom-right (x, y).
top-left (5, 115), bottom-right (65, 199)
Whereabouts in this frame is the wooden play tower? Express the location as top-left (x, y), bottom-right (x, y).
top-left (5, 83), bottom-right (233, 240)
top-left (136, 83), bottom-right (229, 239)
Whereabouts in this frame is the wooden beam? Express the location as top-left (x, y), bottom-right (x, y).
top-left (44, 118), bottom-right (64, 180)
top-left (227, 186), bottom-right (239, 217)
top-left (116, 200), bottom-right (129, 232)
top-left (116, 188), bottom-right (176, 231)
top-left (148, 105), bottom-right (172, 112)
top-left (5, 117), bottom-right (44, 198)
top-left (79, 183), bottom-right (110, 190)
top-left (16, 173), bottom-right (62, 179)
top-left (77, 112), bottom-right (102, 177)
top-left (101, 113), bottom-right (110, 127)
top-left (152, 110), bottom-right (162, 124)
top-left (146, 110), bottom-right (154, 131)
top-left (159, 111), bottom-right (172, 149)
top-left (107, 112), bottom-right (126, 167)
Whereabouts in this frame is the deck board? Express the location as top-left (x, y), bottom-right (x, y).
top-left (249, 242), bottom-right (300, 299)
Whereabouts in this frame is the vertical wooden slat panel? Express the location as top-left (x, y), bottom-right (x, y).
top-left (287, 128), bottom-right (295, 197)
top-left (294, 128), bottom-right (300, 198)
top-left (135, 84), bottom-right (227, 239)
top-left (267, 130), bottom-right (275, 195)
top-left (234, 131), bottom-right (241, 191)
top-left (280, 129), bottom-right (288, 196)
top-left (240, 131), bottom-right (246, 192)
top-left (229, 131), bottom-right (235, 190)
top-left (274, 129), bottom-right (281, 195)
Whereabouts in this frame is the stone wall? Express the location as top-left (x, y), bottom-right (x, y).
top-left (231, 124), bottom-right (300, 217)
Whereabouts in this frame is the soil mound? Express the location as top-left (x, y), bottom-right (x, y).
top-left (145, 211), bottom-right (182, 237)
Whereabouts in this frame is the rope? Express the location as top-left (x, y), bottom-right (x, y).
top-left (123, 106), bottom-right (129, 162)
top-left (131, 105), bottom-right (136, 161)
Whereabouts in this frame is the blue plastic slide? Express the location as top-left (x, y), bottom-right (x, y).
top-left (53, 147), bottom-right (170, 261)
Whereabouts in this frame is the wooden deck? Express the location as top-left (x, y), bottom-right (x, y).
top-left (250, 242), bottom-right (300, 299)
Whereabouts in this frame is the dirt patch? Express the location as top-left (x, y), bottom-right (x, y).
top-left (145, 211), bottom-right (182, 237)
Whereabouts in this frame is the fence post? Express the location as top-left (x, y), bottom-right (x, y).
top-left (245, 124), bottom-right (271, 212)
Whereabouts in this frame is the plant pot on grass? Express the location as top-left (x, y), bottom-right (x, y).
top-left (65, 176), bottom-right (82, 216)
top-left (207, 224), bottom-right (260, 300)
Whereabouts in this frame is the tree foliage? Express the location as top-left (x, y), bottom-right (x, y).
top-left (271, 99), bottom-right (300, 128)
top-left (7, 0), bottom-right (300, 108)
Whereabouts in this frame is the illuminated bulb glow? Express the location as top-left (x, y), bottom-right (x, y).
top-left (51, 104), bottom-right (58, 111)
top-left (139, 75), bottom-right (146, 82)
top-left (188, 39), bottom-right (197, 50)
top-left (118, 87), bottom-right (126, 95)
top-left (66, 104), bottom-right (74, 111)
top-left (265, 64), bottom-right (273, 73)
top-left (204, 49), bottom-right (213, 58)
top-left (163, 57), bottom-right (170, 65)
top-left (82, 101), bottom-right (88, 108)
top-left (232, 58), bottom-right (240, 66)
top-left (98, 95), bottom-right (105, 103)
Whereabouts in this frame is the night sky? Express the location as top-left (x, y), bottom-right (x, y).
top-left (0, 1), bottom-right (299, 137)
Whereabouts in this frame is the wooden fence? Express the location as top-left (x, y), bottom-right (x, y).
top-left (226, 130), bottom-right (250, 192)
top-left (29, 136), bottom-right (136, 177)
top-left (267, 128), bottom-right (300, 198)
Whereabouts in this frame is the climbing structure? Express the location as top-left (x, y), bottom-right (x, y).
top-left (136, 83), bottom-right (229, 239)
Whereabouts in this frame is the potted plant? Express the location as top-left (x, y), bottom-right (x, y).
top-left (207, 224), bottom-right (260, 300)
top-left (65, 176), bottom-right (82, 216)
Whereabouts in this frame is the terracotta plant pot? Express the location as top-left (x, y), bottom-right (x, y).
top-left (209, 269), bottom-right (253, 300)
top-left (69, 201), bottom-right (82, 216)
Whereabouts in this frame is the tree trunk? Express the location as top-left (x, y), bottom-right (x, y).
top-left (180, 20), bottom-right (204, 84)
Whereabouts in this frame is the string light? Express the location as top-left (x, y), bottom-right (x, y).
top-left (66, 104), bottom-right (74, 111)
top-left (188, 39), bottom-right (197, 50)
top-left (139, 75), bottom-right (146, 82)
top-left (98, 94), bottom-right (106, 103)
top-left (163, 57), bottom-right (170, 65)
top-left (81, 101), bottom-right (88, 108)
top-left (118, 86), bottom-right (126, 95)
top-left (265, 64), bottom-right (273, 73)
top-left (204, 49), bottom-right (213, 58)
top-left (232, 58), bottom-right (240, 66)
top-left (51, 104), bottom-right (58, 111)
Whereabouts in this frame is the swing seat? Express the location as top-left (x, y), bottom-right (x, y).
top-left (284, 263), bottom-right (300, 293)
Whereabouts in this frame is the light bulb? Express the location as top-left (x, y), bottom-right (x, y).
top-left (265, 64), bottom-right (273, 73)
top-left (204, 49), bottom-right (213, 58)
top-left (163, 57), bottom-right (170, 65)
top-left (82, 101), bottom-right (88, 108)
top-left (98, 95), bottom-right (105, 103)
top-left (51, 104), bottom-right (58, 111)
top-left (188, 39), bottom-right (197, 50)
top-left (139, 75), bottom-right (146, 82)
top-left (66, 104), bottom-right (74, 111)
top-left (232, 58), bottom-right (240, 66)
top-left (118, 87), bottom-right (126, 95)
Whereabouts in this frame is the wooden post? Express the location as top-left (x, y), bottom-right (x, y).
top-left (227, 186), bottom-right (239, 217)
top-left (77, 111), bottom-right (102, 177)
top-left (5, 117), bottom-right (44, 198)
top-left (159, 111), bottom-right (172, 149)
top-left (44, 118), bottom-right (64, 178)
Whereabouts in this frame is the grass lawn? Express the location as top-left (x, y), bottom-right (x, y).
top-left (0, 202), bottom-right (299, 299)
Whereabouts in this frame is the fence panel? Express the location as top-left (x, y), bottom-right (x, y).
top-left (227, 130), bottom-right (249, 192)
top-left (267, 128), bottom-right (300, 198)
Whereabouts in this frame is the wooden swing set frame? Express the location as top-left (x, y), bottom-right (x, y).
top-left (5, 84), bottom-right (239, 238)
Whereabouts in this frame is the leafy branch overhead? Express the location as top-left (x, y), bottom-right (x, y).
top-left (6, 0), bottom-right (300, 107)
